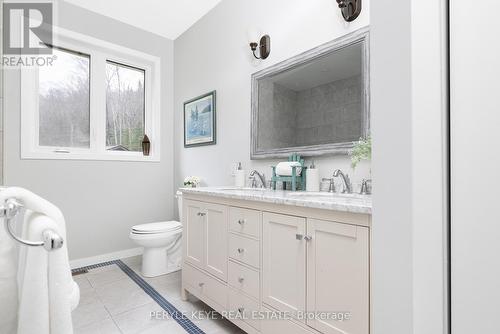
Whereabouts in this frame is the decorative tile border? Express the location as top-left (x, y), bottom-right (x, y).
top-left (72, 260), bottom-right (206, 334)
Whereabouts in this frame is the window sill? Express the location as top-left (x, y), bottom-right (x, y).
top-left (21, 151), bottom-right (160, 162)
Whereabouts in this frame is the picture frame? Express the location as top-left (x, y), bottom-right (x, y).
top-left (183, 91), bottom-right (217, 147)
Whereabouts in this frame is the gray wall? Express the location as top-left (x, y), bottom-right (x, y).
top-left (3, 1), bottom-right (174, 260)
top-left (174, 0), bottom-right (371, 204)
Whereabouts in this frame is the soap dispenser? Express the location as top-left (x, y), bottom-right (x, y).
top-left (306, 160), bottom-right (320, 192)
top-left (234, 162), bottom-right (246, 187)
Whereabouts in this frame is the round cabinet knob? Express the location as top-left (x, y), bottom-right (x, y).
top-left (238, 276), bottom-right (245, 283)
top-left (238, 219), bottom-right (245, 225)
top-left (237, 248), bottom-right (245, 254)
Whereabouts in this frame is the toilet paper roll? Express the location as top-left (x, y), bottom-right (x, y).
top-left (275, 162), bottom-right (302, 176)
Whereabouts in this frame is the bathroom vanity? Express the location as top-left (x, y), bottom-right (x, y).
top-left (180, 187), bottom-right (371, 334)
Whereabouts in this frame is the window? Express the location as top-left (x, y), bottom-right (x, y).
top-left (39, 47), bottom-right (90, 148)
top-left (21, 27), bottom-right (161, 161)
top-left (106, 61), bottom-right (145, 152)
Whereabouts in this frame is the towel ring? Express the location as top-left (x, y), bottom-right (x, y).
top-left (1, 198), bottom-right (64, 251)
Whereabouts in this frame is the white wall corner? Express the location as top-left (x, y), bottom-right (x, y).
top-left (411, 0), bottom-right (448, 333)
top-left (371, 0), bottom-right (414, 333)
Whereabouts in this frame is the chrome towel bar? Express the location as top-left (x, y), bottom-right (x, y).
top-left (1, 198), bottom-right (64, 251)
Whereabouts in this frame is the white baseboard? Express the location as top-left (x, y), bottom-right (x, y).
top-left (70, 247), bottom-right (143, 269)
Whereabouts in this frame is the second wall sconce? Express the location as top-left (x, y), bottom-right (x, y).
top-left (336, 0), bottom-right (362, 22)
top-left (249, 35), bottom-right (271, 60)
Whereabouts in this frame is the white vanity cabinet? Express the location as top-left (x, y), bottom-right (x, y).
top-left (183, 199), bottom-right (228, 281)
top-left (262, 213), bottom-right (306, 319)
top-left (261, 213), bottom-right (369, 334)
top-left (181, 191), bottom-right (371, 334)
top-left (306, 218), bottom-right (369, 334)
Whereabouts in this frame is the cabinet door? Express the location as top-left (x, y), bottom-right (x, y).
top-left (263, 212), bottom-right (306, 321)
top-left (204, 202), bottom-right (228, 281)
top-left (183, 200), bottom-right (205, 269)
top-left (306, 219), bottom-right (369, 334)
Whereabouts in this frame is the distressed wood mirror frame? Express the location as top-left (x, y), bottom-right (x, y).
top-left (250, 27), bottom-right (370, 160)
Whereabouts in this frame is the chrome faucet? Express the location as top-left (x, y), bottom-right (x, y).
top-left (249, 170), bottom-right (266, 188)
top-left (332, 169), bottom-right (352, 193)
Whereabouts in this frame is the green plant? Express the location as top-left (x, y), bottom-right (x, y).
top-left (350, 137), bottom-right (371, 169)
top-left (184, 176), bottom-right (201, 187)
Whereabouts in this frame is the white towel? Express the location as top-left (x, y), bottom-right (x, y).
top-left (275, 161), bottom-right (303, 176)
top-left (0, 194), bottom-right (19, 334)
top-left (0, 187), bottom-right (79, 334)
top-left (18, 212), bottom-right (78, 334)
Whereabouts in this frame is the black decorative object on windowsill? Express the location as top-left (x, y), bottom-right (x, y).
top-left (142, 135), bottom-right (151, 156)
top-left (336, 0), bottom-right (362, 22)
top-left (249, 35), bottom-right (271, 60)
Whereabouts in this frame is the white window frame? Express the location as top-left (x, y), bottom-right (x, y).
top-left (21, 26), bottom-right (161, 162)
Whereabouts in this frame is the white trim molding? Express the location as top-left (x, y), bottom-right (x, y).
top-left (20, 26), bottom-right (161, 162)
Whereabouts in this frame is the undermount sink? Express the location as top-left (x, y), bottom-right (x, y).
top-left (286, 192), bottom-right (370, 199)
top-left (215, 187), bottom-right (267, 192)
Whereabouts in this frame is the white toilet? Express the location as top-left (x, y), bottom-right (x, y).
top-left (129, 191), bottom-right (183, 277)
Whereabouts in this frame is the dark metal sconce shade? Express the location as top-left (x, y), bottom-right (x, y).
top-left (249, 35), bottom-right (271, 60)
top-left (142, 134), bottom-right (151, 156)
top-left (336, 0), bottom-right (362, 22)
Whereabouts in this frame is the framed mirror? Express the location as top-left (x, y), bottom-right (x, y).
top-left (251, 27), bottom-right (369, 159)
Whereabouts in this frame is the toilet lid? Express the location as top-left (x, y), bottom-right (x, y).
top-left (131, 221), bottom-right (182, 234)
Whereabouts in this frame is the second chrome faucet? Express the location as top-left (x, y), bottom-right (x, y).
top-left (332, 169), bottom-right (352, 194)
top-left (322, 169), bottom-right (352, 194)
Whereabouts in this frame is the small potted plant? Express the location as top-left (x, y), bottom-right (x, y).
top-left (350, 136), bottom-right (371, 169)
top-left (184, 176), bottom-right (201, 188)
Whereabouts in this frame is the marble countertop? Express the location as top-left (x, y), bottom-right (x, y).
top-left (180, 187), bottom-right (372, 215)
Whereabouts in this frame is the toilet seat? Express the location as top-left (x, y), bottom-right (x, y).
top-left (131, 221), bottom-right (182, 235)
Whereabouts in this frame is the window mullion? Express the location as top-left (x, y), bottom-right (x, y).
top-left (91, 52), bottom-right (107, 154)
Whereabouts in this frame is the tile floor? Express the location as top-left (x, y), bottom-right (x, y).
top-left (72, 256), bottom-right (245, 334)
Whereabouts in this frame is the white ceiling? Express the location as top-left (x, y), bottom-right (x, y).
top-left (63, 0), bottom-right (222, 40)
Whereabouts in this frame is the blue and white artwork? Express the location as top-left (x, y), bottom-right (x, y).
top-left (184, 91), bottom-right (216, 147)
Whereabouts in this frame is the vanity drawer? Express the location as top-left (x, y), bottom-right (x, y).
top-left (183, 263), bottom-right (205, 295)
top-left (183, 264), bottom-right (227, 309)
top-left (228, 260), bottom-right (260, 300)
top-left (229, 288), bottom-right (261, 331)
top-left (229, 233), bottom-right (260, 268)
top-left (261, 307), bottom-right (312, 334)
top-left (229, 207), bottom-right (261, 239)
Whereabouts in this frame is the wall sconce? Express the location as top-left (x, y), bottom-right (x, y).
top-left (249, 35), bottom-right (271, 60)
top-left (336, 0), bottom-right (362, 22)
